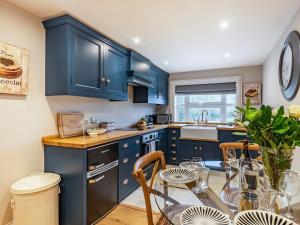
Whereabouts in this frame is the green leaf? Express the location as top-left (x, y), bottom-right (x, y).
top-left (273, 127), bottom-right (289, 134)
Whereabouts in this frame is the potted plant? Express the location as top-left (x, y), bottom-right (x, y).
top-left (235, 99), bottom-right (300, 191)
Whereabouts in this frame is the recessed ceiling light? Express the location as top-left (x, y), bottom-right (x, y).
top-left (164, 60), bottom-right (169, 65)
top-left (220, 21), bottom-right (229, 30)
top-left (224, 53), bottom-right (230, 59)
top-left (133, 37), bottom-right (140, 44)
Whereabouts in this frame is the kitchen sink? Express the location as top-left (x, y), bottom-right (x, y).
top-left (180, 125), bottom-right (218, 140)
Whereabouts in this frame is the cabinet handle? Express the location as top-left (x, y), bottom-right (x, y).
top-left (135, 140), bottom-right (140, 144)
top-left (171, 144), bottom-right (176, 148)
top-left (101, 149), bottom-right (111, 154)
top-left (135, 153), bottom-right (140, 158)
top-left (172, 131), bottom-right (176, 134)
top-left (172, 137), bottom-right (176, 140)
top-left (106, 78), bottom-right (111, 84)
top-left (89, 175), bottom-right (105, 184)
top-left (122, 158), bottom-right (128, 164)
top-left (100, 77), bottom-right (106, 83)
top-left (89, 163), bottom-right (105, 171)
top-left (123, 143), bottom-right (128, 148)
top-left (171, 151), bottom-right (176, 154)
top-left (194, 147), bottom-right (197, 150)
top-left (123, 179), bottom-right (128, 185)
top-left (199, 147), bottom-right (202, 150)
top-left (171, 157), bottom-right (176, 161)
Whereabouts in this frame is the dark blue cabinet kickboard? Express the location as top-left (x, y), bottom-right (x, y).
top-left (43, 15), bottom-right (169, 103)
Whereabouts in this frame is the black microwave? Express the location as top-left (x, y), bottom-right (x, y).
top-left (151, 114), bottom-right (172, 124)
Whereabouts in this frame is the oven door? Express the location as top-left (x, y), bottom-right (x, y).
top-left (143, 140), bottom-right (159, 155)
top-left (87, 161), bottom-right (118, 225)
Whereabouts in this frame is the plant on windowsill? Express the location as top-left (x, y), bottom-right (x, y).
top-left (234, 98), bottom-right (300, 192)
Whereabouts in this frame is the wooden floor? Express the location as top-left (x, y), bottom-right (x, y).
top-left (96, 204), bottom-right (161, 225)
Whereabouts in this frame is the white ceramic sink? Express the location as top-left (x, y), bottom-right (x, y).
top-left (180, 125), bottom-right (218, 140)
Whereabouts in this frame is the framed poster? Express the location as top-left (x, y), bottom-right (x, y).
top-left (57, 113), bottom-right (84, 138)
top-left (243, 83), bottom-right (262, 104)
top-left (0, 41), bottom-right (29, 95)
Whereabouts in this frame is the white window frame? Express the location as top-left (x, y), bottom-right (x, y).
top-left (169, 76), bottom-right (242, 122)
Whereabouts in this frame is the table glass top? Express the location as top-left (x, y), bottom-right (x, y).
top-left (152, 163), bottom-right (300, 225)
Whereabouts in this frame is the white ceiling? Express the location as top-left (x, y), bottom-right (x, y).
top-left (7, 0), bottom-right (300, 73)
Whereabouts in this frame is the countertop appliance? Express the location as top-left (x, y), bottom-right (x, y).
top-left (151, 114), bottom-right (172, 124)
top-left (87, 142), bottom-right (118, 225)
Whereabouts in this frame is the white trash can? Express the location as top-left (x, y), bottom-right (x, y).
top-left (10, 172), bottom-right (61, 225)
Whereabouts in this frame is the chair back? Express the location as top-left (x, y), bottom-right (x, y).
top-left (132, 151), bottom-right (166, 225)
top-left (219, 142), bottom-right (260, 162)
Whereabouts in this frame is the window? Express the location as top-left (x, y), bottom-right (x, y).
top-left (174, 82), bottom-right (237, 123)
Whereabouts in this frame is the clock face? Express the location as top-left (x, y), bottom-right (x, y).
top-left (281, 44), bottom-right (293, 89)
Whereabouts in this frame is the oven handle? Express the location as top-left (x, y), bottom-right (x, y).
top-left (89, 175), bottom-right (105, 184)
top-left (143, 139), bottom-right (160, 145)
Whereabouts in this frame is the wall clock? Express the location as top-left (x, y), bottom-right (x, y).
top-left (279, 30), bottom-right (300, 100)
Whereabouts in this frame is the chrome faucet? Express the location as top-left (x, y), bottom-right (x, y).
top-left (201, 110), bottom-right (208, 124)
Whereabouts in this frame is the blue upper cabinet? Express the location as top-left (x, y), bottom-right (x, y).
top-left (104, 45), bottom-right (128, 100)
top-left (127, 51), bottom-right (153, 87)
top-left (70, 27), bottom-right (104, 97)
top-left (133, 64), bottom-right (169, 105)
top-left (43, 15), bottom-right (128, 100)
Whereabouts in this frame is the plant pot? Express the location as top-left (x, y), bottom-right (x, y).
top-left (260, 147), bottom-right (295, 191)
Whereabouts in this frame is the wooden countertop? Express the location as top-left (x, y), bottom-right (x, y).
top-left (42, 123), bottom-right (245, 149)
top-left (42, 125), bottom-right (168, 149)
top-left (216, 125), bottom-right (246, 131)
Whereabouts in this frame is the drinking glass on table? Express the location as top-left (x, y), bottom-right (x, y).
top-left (225, 148), bottom-right (237, 178)
top-left (192, 166), bottom-right (210, 193)
top-left (192, 157), bottom-right (204, 167)
top-left (278, 170), bottom-right (300, 221)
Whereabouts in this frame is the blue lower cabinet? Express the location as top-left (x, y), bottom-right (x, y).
top-left (158, 129), bottom-right (167, 153)
top-left (44, 146), bottom-right (87, 225)
top-left (198, 141), bottom-right (222, 161)
top-left (166, 128), bottom-right (180, 164)
top-left (178, 140), bottom-right (196, 162)
top-left (218, 130), bottom-right (248, 143)
top-left (178, 140), bottom-right (222, 163)
top-left (118, 136), bottom-right (141, 201)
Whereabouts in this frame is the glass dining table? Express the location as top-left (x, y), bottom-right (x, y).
top-left (152, 161), bottom-right (300, 225)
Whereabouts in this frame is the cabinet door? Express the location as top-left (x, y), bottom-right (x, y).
top-left (71, 28), bottom-right (104, 96)
top-left (148, 70), bottom-right (158, 102)
top-left (198, 142), bottom-right (221, 161)
top-left (158, 129), bottom-right (167, 153)
top-left (157, 73), bottom-right (168, 104)
top-left (179, 140), bottom-right (196, 162)
top-left (104, 45), bottom-right (128, 100)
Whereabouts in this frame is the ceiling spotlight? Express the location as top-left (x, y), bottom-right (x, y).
top-left (224, 53), bottom-right (230, 59)
top-left (133, 37), bottom-right (140, 44)
top-left (164, 60), bottom-right (169, 65)
top-left (220, 21), bottom-right (229, 30)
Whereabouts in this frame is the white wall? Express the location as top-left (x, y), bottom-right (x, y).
top-left (170, 65), bottom-right (263, 83)
top-left (263, 8), bottom-right (300, 171)
top-left (0, 2), bottom-right (156, 224)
